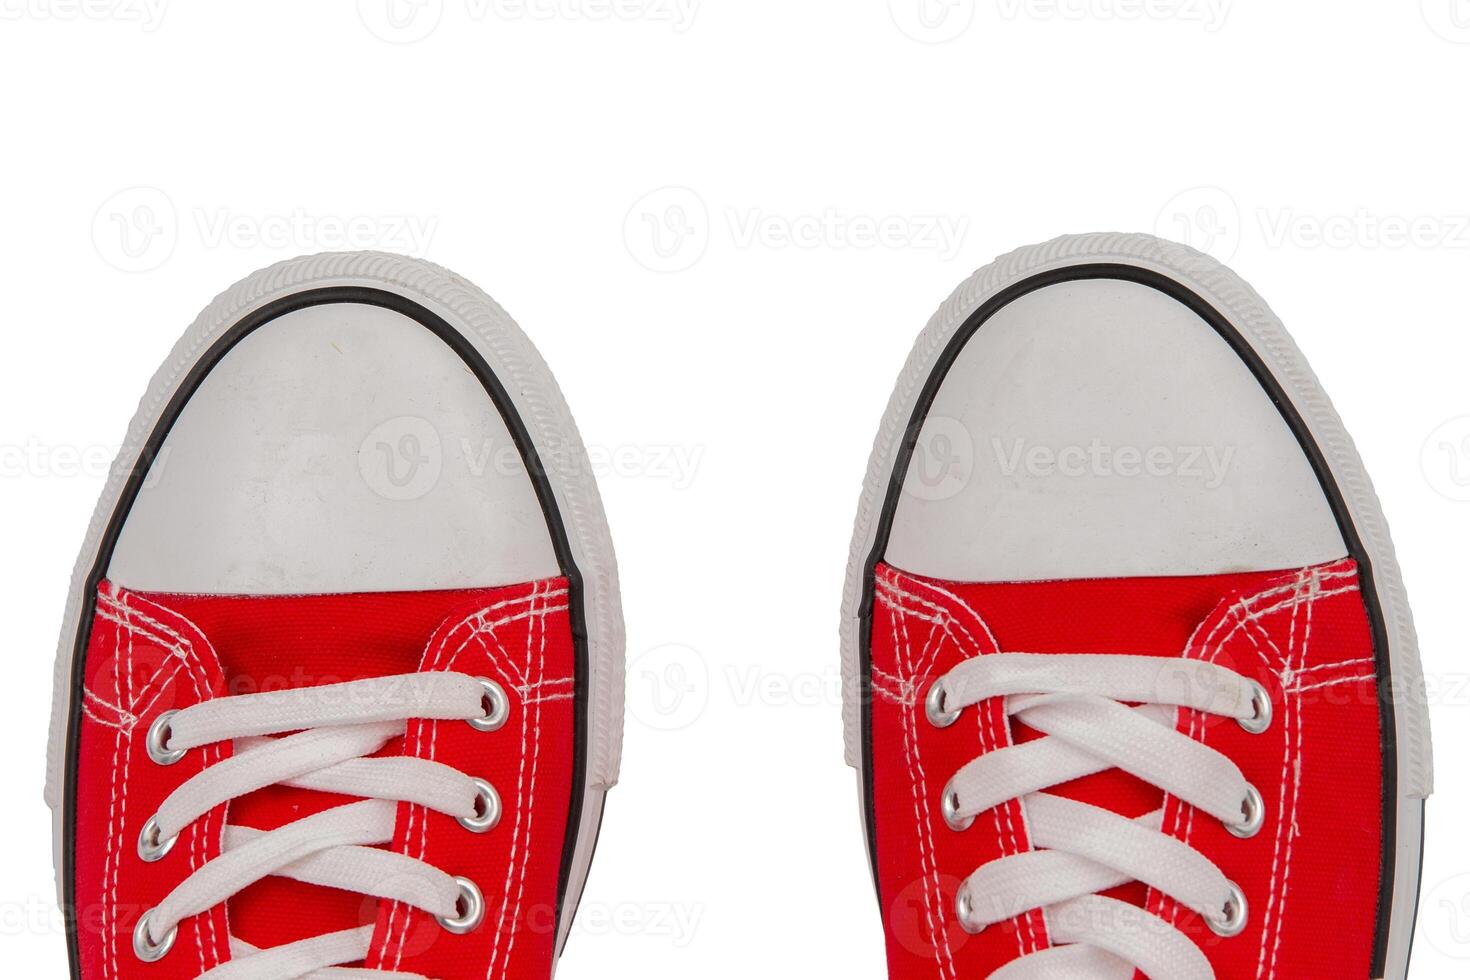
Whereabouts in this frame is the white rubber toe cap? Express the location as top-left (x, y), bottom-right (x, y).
top-left (885, 276), bottom-right (1347, 582)
top-left (109, 300), bottom-right (559, 594)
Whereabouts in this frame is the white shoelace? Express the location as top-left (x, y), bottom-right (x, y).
top-left (927, 653), bottom-right (1271, 980)
top-left (132, 672), bottom-right (510, 979)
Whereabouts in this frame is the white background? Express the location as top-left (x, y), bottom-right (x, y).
top-left (2, 2), bottom-right (1468, 976)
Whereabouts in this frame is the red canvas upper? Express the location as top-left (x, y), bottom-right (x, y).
top-left (72, 577), bottom-right (577, 979)
top-left (868, 557), bottom-right (1383, 979)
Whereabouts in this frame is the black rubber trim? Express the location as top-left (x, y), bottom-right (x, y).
top-left (856, 264), bottom-right (1403, 977)
top-left (61, 287), bottom-right (592, 976)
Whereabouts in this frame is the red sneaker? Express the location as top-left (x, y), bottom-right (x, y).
top-left (840, 234), bottom-right (1432, 980)
top-left (46, 254), bottom-right (624, 979)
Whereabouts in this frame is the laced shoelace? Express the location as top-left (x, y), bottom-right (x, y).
top-left (925, 653), bottom-right (1272, 980)
top-left (131, 671), bottom-right (512, 979)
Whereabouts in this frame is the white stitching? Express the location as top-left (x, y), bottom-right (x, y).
top-left (83, 688), bottom-right (137, 729)
top-left (385, 590), bottom-right (568, 965)
top-left (880, 572), bottom-right (1004, 650)
top-left (1170, 570), bottom-right (1341, 847)
top-left (496, 581), bottom-right (549, 976)
top-left (100, 616), bottom-right (123, 980)
top-left (92, 588), bottom-right (226, 972)
top-left (871, 683), bottom-right (907, 705)
top-left (890, 598), bottom-right (959, 980)
top-left (1254, 572), bottom-right (1309, 979)
top-left (1142, 560), bottom-right (1362, 932)
top-left (1292, 657), bottom-right (1373, 676)
top-left (116, 593), bottom-right (214, 971)
top-left (485, 582), bottom-right (542, 977)
top-left (1263, 570), bottom-right (1318, 980)
top-left (383, 583), bottom-right (567, 970)
top-left (878, 568), bottom-right (1045, 955)
top-left (113, 589), bottom-right (229, 969)
top-left (974, 656), bottom-right (1042, 954)
top-left (1169, 574), bottom-right (1306, 924)
top-left (1287, 673), bottom-right (1376, 695)
top-left (1152, 561), bottom-right (1362, 943)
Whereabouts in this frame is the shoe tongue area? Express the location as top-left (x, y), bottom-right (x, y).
top-left (910, 565), bottom-right (1299, 911)
top-left (946, 567), bottom-right (1291, 807)
top-left (130, 586), bottom-right (514, 956)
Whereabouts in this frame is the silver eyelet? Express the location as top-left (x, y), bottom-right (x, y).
top-left (1227, 784), bottom-right (1266, 839)
top-left (457, 778), bottom-right (503, 834)
top-left (941, 784), bottom-right (974, 832)
top-left (436, 876), bottom-right (485, 935)
top-left (467, 678), bottom-right (510, 733)
top-left (955, 886), bottom-right (985, 935)
top-left (925, 679), bottom-right (961, 729)
top-left (1207, 881), bottom-right (1248, 938)
top-left (1238, 680), bottom-right (1272, 735)
top-left (137, 816), bottom-right (178, 863)
top-left (133, 909), bottom-right (177, 963)
top-left (147, 710), bottom-right (187, 766)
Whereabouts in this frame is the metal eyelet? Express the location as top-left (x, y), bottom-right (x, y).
top-left (457, 779), bottom-right (503, 834)
top-left (1207, 881), bottom-right (1248, 938)
top-left (147, 711), bottom-right (187, 766)
top-left (925, 679), bottom-right (961, 729)
top-left (1238, 680), bottom-right (1273, 735)
top-left (137, 816), bottom-right (178, 863)
top-left (133, 909), bottom-right (177, 963)
top-left (955, 886), bottom-right (985, 935)
top-left (467, 678), bottom-right (510, 733)
top-left (1227, 784), bottom-right (1266, 839)
top-left (436, 876), bottom-right (485, 935)
top-left (941, 784), bottom-right (974, 832)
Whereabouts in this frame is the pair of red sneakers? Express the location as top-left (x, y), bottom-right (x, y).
top-left (47, 235), bottom-right (1430, 979)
